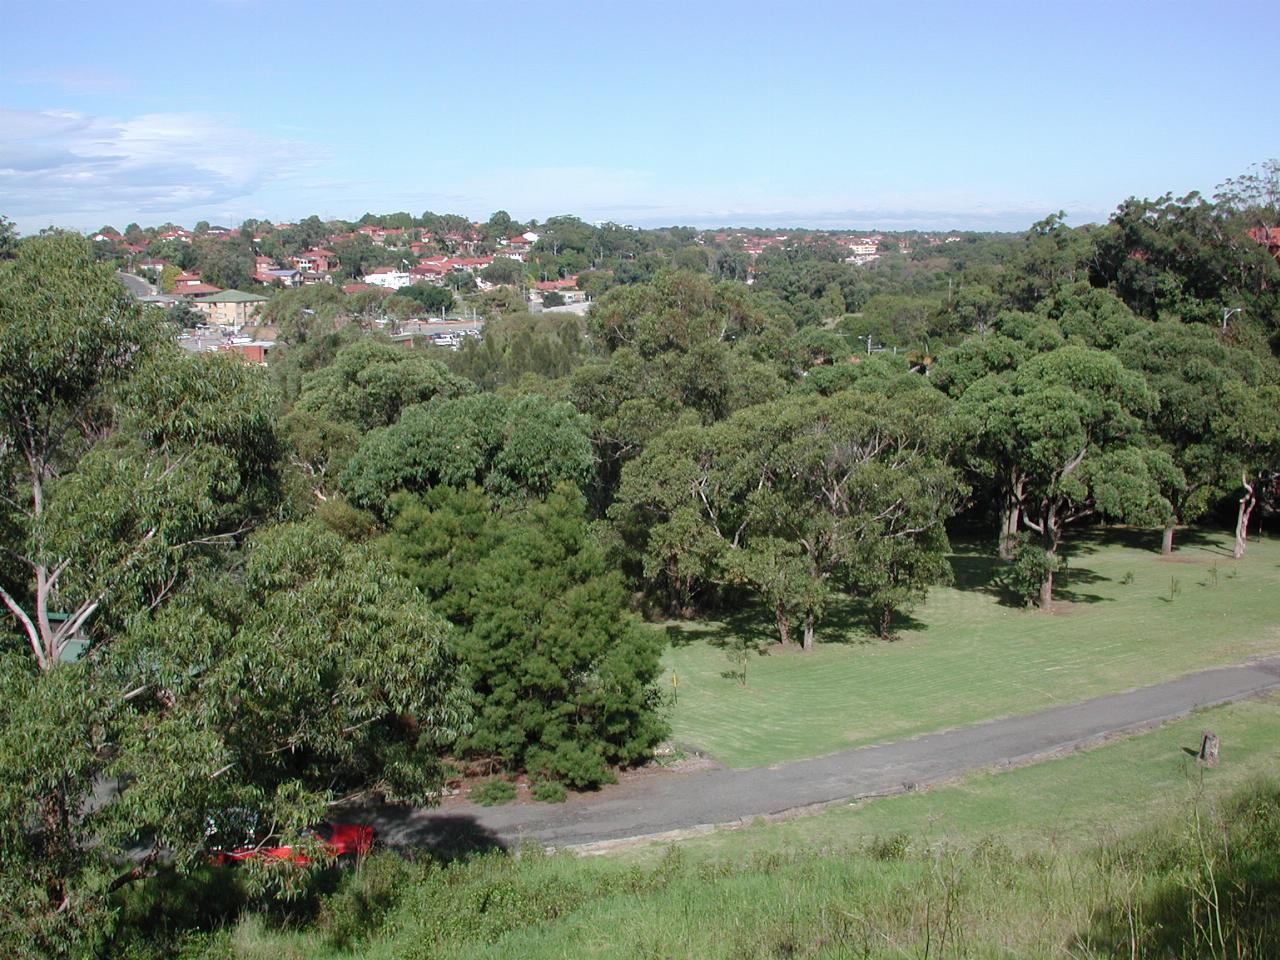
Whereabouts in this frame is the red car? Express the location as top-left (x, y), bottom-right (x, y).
top-left (210, 822), bottom-right (374, 865)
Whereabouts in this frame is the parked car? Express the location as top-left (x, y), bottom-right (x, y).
top-left (209, 821), bottom-right (374, 865)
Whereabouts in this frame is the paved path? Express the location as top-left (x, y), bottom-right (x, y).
top-left (117, 271), bottom-right (156, 298)
top-left (363, 658), bottom-right (1280, 853)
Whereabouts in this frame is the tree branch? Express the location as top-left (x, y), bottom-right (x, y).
top-left (0, 584), bottom-right (45, 669)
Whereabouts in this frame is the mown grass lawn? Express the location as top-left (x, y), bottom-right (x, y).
top-left (660, 527), bottom-right (1280, 768)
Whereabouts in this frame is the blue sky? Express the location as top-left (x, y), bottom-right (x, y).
top-left (2, 0), bottom-right (1277, 233)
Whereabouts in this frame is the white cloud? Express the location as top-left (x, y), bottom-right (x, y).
top-left (0, 107), bottom-right (316, 229)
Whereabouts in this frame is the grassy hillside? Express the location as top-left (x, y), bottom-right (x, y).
top-left (184, 695), bottom-right (1280, 959)
top-left (662, 528), bottom-right (1280, 767)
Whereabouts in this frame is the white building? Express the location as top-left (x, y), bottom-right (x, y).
top-left (361, 268), bottom-right (415, 290)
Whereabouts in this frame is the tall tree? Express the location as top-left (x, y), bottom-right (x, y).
top-left (1, 523), bottom-right (466, 956)
top-left (613, 388), bottom-right (960, 648)
top-left (0, 235), bottom-right (167, 667)
top-left (1214, 380), bottom-right (1280, 558)
top-left (381, 486), bottom-right (665, 787)
top-left (294, 337), bottom-right (473, 432)
top-left (957, 346), bottom-right (1174, 607)
top-left (341, 392), bottom-right (594, 512)
top-left (1117, 322), bottom-right (1278, 553)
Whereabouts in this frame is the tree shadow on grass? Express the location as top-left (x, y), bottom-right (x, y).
top-left (813, 595), bottom-right (927, 645)
top-left (664, 608), bottom-right (776, 650)
top-left (947, 536), bottom-right (1115, 607)
top-left (365, 811), bottom-right (507, 863)
top-left (663, 596), bottom-right (921, 651)
top-left (1051, 559), bottom-right (1113, 605)
top-left (1070, 525), bottom-right (1231, 558)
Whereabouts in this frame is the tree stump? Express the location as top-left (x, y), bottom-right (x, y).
top-left (1198, 731), bottom-right (1220, 767)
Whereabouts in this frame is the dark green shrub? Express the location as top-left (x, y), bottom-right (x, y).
top-left (531, 779), bottom-right (568, 804)
top-left (382, 486), bottom-right (668, 788)
top-left (1005, 534), bottom-right (1058, 606)
top-left (470, 778), bottom-right (517, 806)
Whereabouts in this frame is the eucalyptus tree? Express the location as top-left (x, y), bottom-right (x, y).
top-left (0, 236), bottom-right (467, 954)
top-left (613, 388), bottom-right (960, 648)
top-left (341, 392), bottom-right (595, 513)
top-left (1214, 380), bottom-right (1280, 559)
top-left (1118, 322), bottom-right (1278, 553)
top-left (294, 336), bottom-right (473, 432)
top-left (957, 346), bottom-right (1175, 608)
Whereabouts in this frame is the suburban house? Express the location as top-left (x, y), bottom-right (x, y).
top-left (173, 272), bottom-right (222, 296)
top-left (220, 338), bottom-right (275, 364)
top-left (361, 267), bottom-right (414, 290)
top-left (534, 275), bottom-right (579, 292)
top-left (294, 248), bottom-right (336, 272)
top-left (192, 289), bottom-right (270, 331)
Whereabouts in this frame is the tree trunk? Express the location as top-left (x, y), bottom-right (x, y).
top-left (1235, 479), bottom-right (1256, 560)
top-left (774, 607), bottom-right (792, 646)
top-left (801, 612), bottom-right (815, 652)
top-left (1039, 514), bottom-right (1059, 611)
top-left (998, 481), bottom-right (1023, 560)
top-left (1161, 525), bottom-right (1175, 556)
top-left (879, 603), bottom-right (894, 641)
top-left (1039, 567), bottom-right (1054, 611)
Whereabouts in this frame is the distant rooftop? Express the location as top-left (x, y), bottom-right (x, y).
top-left (194, 289), bottom-right (270, 303)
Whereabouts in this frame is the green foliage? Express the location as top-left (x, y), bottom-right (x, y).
top-left (531, 778), bottom-right (568, 803)
top-left (855, 292), bottom-right (942, 349)
top-left (0, 233), bottom-right (163, 455)
top-left (259, 284), bottom-right (348, 345)
top-left (0, 237), bottom-right (471, 954)
top-left (342, 392), bottom-right (594, 512)
top-left (612, 387), bottom-right (960, 645)
top-left (382, 486), bottom-right (667, 787)
top-left (954, 342), bottom-right (1174, 601)
top-left (1091, 189), bottom-right (1280, 341)
top-left (0, 523), bottom-right (467, 956)
top-left (589, 269), bottom-right (767, 357)
top-left (194, 236), bottom-right (255, 290)
top-left (1004, 534), bottom-right (1059, 606)
top-left (470, 778), bottom-right (517, 806)
top-left (295, 337), bottom-right (474, 431)
top-left (568, 279), bottom-right (786, 506)
top-left (1116, 322), bottom-right (1276, 534)
top-left (398, 282), bottom-right (455, 314)
top-left (447, 312), bottom-right (586, 391)
top-left (316, 851), bottom-right (414, 951)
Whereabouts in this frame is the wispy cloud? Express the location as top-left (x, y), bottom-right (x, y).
top-left (462, 164), bottom-right (1098, 231)
top-left (0, 107), bottom-right (318, 228)
top-left (17, 67), bottom-right (136, 95)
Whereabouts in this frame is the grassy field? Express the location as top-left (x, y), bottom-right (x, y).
top-left (190, 695), bottom-right (1280, 960)
top-left (661, 527), bottom-right (1280, 767)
